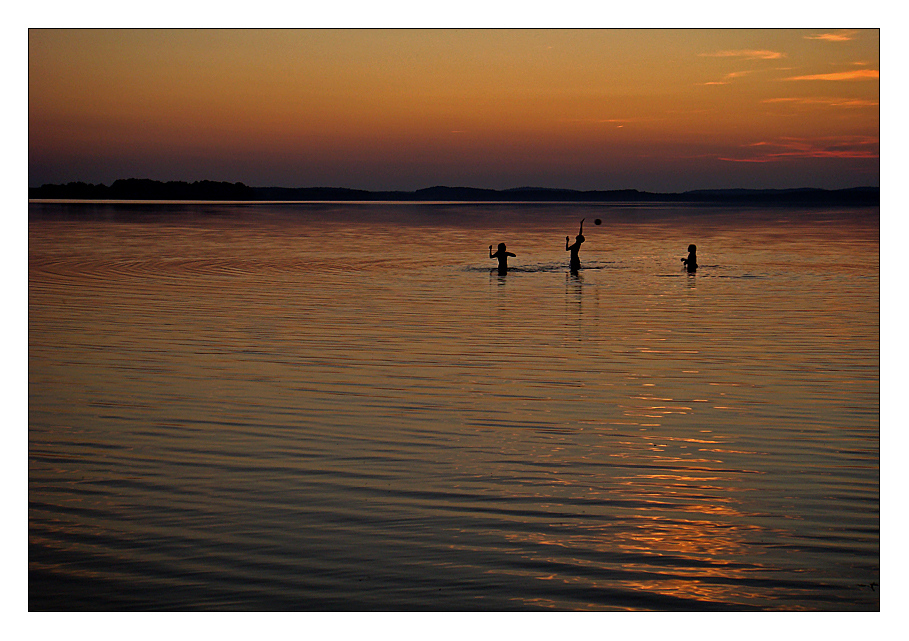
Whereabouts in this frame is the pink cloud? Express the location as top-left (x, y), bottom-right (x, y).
top-left (719, 136), bottom-right (879, 162)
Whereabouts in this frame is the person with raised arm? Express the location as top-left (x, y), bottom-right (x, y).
top-left (566, 218), bottom-right (585, 272)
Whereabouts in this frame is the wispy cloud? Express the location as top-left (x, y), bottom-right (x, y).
top-left (699, 50), bottom-right (785, 60)
top-left (763, 97), bottom-right (879, 108)
top-left (719, 136), bottom-right (879, 163)
top-left (700, 70), bottom-right (754, 86)
top-left (786, 69), bottom-right (879, 81)
top-left (804, 31), bottom-right (857, 42)
top-left (559, 118), bottom-right (636, 126)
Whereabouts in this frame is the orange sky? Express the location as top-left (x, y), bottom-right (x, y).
top-left (28, 29), bottom-right (879, 191)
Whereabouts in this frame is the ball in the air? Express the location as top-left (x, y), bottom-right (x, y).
top-left (594, 218), bottom-right (602, 225)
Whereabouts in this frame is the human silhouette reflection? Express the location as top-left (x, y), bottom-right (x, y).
top-left (681, 244), bottom-right (698, 272)
top-left (566, 218), bottom-right (585, 272)
top-left (489, 242), bottom-right (516, 274)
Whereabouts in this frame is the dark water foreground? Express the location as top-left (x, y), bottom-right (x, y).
top-left (29, 202), bottom-right (879, 610)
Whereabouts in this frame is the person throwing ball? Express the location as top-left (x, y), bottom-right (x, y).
top-left (566, 218), bottom-right (585, 272)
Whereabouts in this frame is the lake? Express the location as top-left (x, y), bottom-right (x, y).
top-left (28, 200), bottom-right (879, 610)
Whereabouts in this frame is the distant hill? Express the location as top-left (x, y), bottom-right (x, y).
top-left (28, 179), bottom-right (880, 206)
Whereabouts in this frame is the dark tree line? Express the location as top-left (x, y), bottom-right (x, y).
top-left (30, 179), bottom-right (256, 201)
top-left (29, 179), bottom-right (879, 206)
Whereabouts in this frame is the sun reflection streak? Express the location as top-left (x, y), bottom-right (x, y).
top-left (499, 508), bottom-right (784, 609)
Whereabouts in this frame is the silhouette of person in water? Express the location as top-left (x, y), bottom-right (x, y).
top-left (566, 218), bottom-right (585, 272)
top-left (489, 242), bottom-right (516, 274)
top-left (681, 244), bottom-right (698, 272)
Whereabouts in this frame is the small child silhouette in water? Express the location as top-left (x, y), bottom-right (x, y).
top-left (566, 218), bottom-right (585, 271)
top-left (489, 242), bottom-right (516, 273)
top-left (681, 244), bottom-right (698, 272)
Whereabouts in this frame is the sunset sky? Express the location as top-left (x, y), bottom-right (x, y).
top-left (28, 27), bottom-right (879, 192)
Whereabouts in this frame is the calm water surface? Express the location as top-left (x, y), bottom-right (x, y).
top-left (29, 202), bottom-right (879, 610)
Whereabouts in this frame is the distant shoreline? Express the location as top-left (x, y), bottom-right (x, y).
top-left (29, 179), bottom-right (879, 207)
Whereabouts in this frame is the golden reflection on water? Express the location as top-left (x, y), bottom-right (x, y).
top-left (501, 508), bottom-right (775, 609)
top-left (29, 204), bottom-right (878, 610)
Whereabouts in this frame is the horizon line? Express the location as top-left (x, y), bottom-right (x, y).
top-left (29, 178), bottom-right (880, 195)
